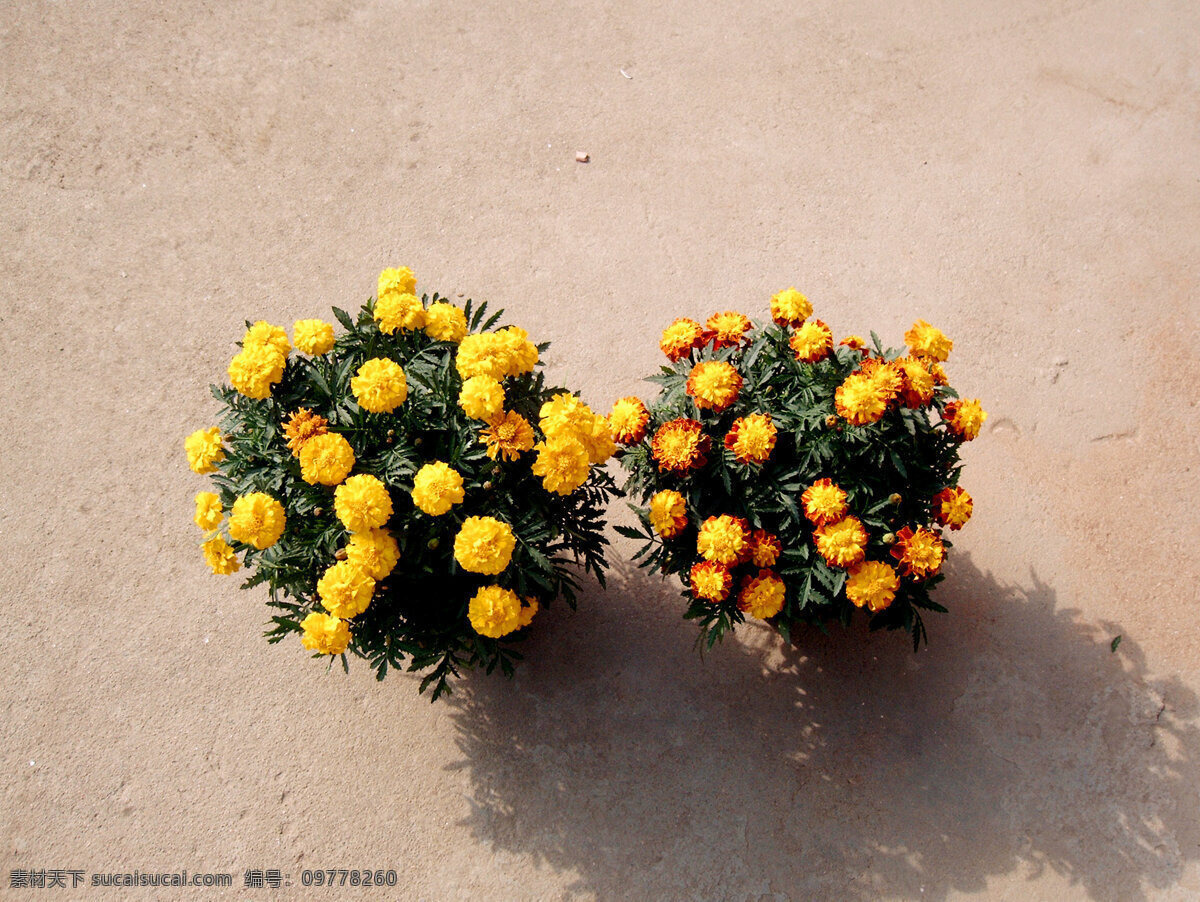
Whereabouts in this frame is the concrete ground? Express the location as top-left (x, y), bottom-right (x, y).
top-left (2, 0), bottom-right (1198, 898)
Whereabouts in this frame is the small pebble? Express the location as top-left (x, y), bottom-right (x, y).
top-left (575, 151), bottom-right (590, 163)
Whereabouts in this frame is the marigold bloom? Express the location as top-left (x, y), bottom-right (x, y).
top-left (228, 492), bottom-right (287, 550)
top-left (201, 535), bottom-right (240, 575)
top-left (300, 612), bottom-right (351, 655)
top-left (579, 415), bottom-right (617, 465)
top-left (770, 287), bottom-right (812, 327)
top-left (243, 321), bottom-right (291, 359)
top-left (194, 491), bottom-right (223, 531)
top-left (846, 561), bottom-right (899, 612)
top-left (539, 392), bottom-right (593, 438)
top-left (531, 436), bottom-right (591, 495)
top-left (458, 375), bottom-right (505, 421)
top-left (840, 335), bottom-right (868, 351)
top-left (468, 586), bottom-right (537, 638)
top-left (424, 302), bottom-right (468, 343)
top-left (929, 361), bottom-right (949, 386)
top-left (456, 333), bottom-right (512, 380)
top-left (686, 360), bottom-right (743, 412)
top-left (283, 408), bottom-right (329, 456)
top-left (482, 411), bottom-right (536, 461)
top-left (705, 311), bottom-right (752, 349)
top-left (454, 516), bottom-right (516, 575)
top-left (749, 530), bottom-right (782, 568)
top-left (228, 343), bottom-right (285, 399)
top-left (860, 357), bottom-right (903, 401)
top-left (724, 413), bottom-right (777, 464)
top-left (650, 418), bottom-right (711, 473)
top-left (299, 432), bottom-right (355, 485)
top-left (378, 266), bottom-right (417, 299)
top-left (352, 357), bottom-right (408, 413)
top-left (411, 462), bottom-right (465, 516)
top-left (497, 325), bottom-right (539, 374)
top-left (933, 486), bottom-right (973, 530)
top-left (835, 372), bottom-right (889, 425)
top-left (890, 526), bottom-right (945, 579)
top-left (375, 292), bottom-right (426, 333)
top-left (659, 317), bottom-right (705, 361)
top-left (895, 356), bottom-right (935, 408)
top-left (943, 399), bottom-right (988, 441)
top-left (609, 397), bottom-right (650, 445)
top-left (904, 320), bottom-right (953, 361)
top-left (813, 516), bottom-right (868, 568)
top-left (790, 319), bottom-right (833, 363)
top-left (737, 569), bottom-right (786, 619)
top-left (345, 528), bottom-right (400, 580)
top-left (802, 479), bottom-right (848, 526)
top-left (334, 474), bottom-right (393, 532)
top-left (318, 560), bottom-right (375, 619)
top-left (185, 427), bottom-right (225, 474)
top-left (293, 319), bottom-right (335, 356)
top-left (696, 514), bottom-right (751, 566)
top-left (649, 489), bottom-right (689, 538)
top-left (690, 560), bottom-right (733, 602)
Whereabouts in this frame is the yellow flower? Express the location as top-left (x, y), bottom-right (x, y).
top-left (890, 526), bottom-right (944, 579)
top-left (835, 372), bottom-right (888, 425)
top-left (456, 333), bottom-right (512, 380)
top-left (299, 432), bottom-right (356, 485)
top-left (345, 528), bottom-right (400, 580)
top-left (201, 535), bottom-right (240, 575)
top-left (243, 321), bottom-right (291, 359)
top-left (896, 356), bottom-right (935, 408)
top-left (861, 358), bottom-right (903, 401)
top-left (228, 343), bottom-right (285, 399)
top-left (531, 436), bottom-right (590, 495)
top-left (943, 399), bottom-right (987, 441)
top-left (194, 492), bottom-right (223, 531)
top-left (317, 560), bottom-right (375, 619)
top-left (933, 486), bottom-right (973, 530)
top-left (458, 375), bottom-right (505, 421)
top-left (497, 326), bottom-right (539, 374)
top-left (411, 462), bottom-right (465, 516)
top-left (690, 561), bottom-right (733, 602)
top-left (650, 418), bottom-right (711, 473)
top-left (539, 392), bottom-right (593, 438)
top-left (846, 561), bottom-right (899, 612)
top-left (579, 415), bottom-right (616, 465)
top-left (468, 586), bottom-right (538, 638)
top-left (375, 292), bottom-right (426, 333)
top-left (724, 413), bottom-right (776, 465)
top-left (481, 410), bottom-right (536, 461)
top-left (293, 319), bottom-right (335, 356)
top-left (790, 319), bottom-right (833, 363)
top-left (770, 287), bottom-right (812, 327)
top-left (378, 266), bottom-right (417, 300)
top-left (454, 516), bottom-right (516, 575)
top-left (185, 427), bottom-right (225, 474)
top-left (352, 357), bottom-right (408, 413)
top-left (840, 335), bottom-right (867, 350)
top-left (228, 492), bottom-right (287, 550)
top-left (424, 302), bottom-right (468, 343)
top-left (705, 311), bottom-right (751, 348)
top-left (659, 317), bottom-right (704, 361)
top-left (300, 612), bottom-right (352, 655)
top-left (737, 570), bottom-right (786, 619)
top-left (802, 478), bottom-right (847, 525)
top-left (283, 408), bottom-right (329, 456)
top-left (649, 489), bottom-right (688, 538)
top-left (334, 474), bottom-right (393, 532)
top-left (696, 514), bottom-right (751, 566)
top-left (813, 516), bottom-right (868, 568)
top-left (609, 397), bottom-right (650, 444)
top-left (749, 530), bottom-right (782, 568)
top-left (904, 320), bottom-right (953, 361)
top-left (686, 360), bottom-right (743, 412)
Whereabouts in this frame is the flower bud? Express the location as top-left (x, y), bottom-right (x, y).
top-left (335, 547), bottom-right (348, 560)
top-left (825, 415), bottom-right (838, 428)
top-left (313, 507), bottom-right (323, 516)
top-left (889, 493), bottom-right (902, 505)
top-left (482, 480), bottom-right (493, 490)
top-left (427, 538), bottom-right (439, 551)
top-left (882, 532), bottom-right (896, 545)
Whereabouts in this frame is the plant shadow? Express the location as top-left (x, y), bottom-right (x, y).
top-left (443, 553), bottom-right (1199, 900)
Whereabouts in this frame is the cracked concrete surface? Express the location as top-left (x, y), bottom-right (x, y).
top-left (2, 0), bottom-right (1198, 899)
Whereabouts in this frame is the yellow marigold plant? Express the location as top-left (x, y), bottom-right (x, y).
top-left (184, 269), bottom-right (617, 699)
top-left (618, 289), bottom-right (985, 650)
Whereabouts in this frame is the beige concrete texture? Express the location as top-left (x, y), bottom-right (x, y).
top-left (3, 0), bottom-right (1199, 899)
